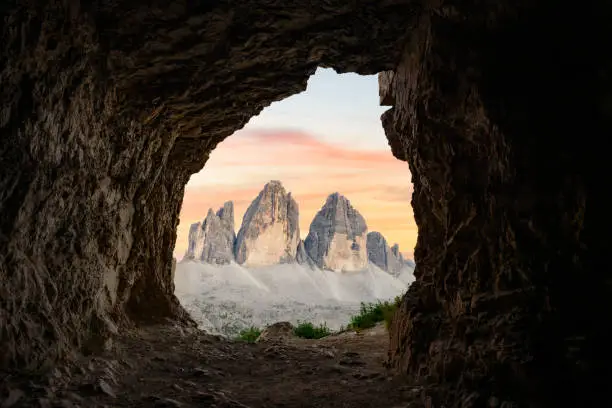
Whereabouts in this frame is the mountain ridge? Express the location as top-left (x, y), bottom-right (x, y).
top-left (185, 180), bottom-right (414, 272)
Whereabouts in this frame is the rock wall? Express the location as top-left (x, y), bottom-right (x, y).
top-left (1, 2), bottom-right (610, 407)
top-left (381, 2), bottom-right (612, 407)
top-left (304, 193), bottom-right (369, 272)
top-left (185, 202), bottom-right (235, 264)
top-left (234, 181), bottom-right (301, 267)
top-left (0, 2), bottom-right (412, 369)
top-left (366, 231), bottom-right (404, 275)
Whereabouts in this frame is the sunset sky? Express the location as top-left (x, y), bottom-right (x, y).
top-left (175, 68), bottom-right (417, 260)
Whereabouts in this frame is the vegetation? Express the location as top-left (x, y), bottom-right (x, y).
top-left (237, 326), bottom-right (262, 343)
top-left (347, 295), bottom-right (403, 331)
top-left (234, 294), bottom-right (405, 342)
top-left (293, 321), bottom-right (332, 339)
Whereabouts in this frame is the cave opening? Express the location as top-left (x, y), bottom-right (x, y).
top-left (172, 67), bottom-right (418, 337)
top-left (1, 1), bottom-right (611, 407)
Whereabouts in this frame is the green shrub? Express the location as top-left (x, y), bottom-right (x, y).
top-left (348, 295), bottom-right (403, 331)
top-left (236, 326), bottom-right (262, 343)
top-left (293, 321), bottom-right (331, 339)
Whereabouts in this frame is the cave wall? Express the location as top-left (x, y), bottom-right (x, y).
top-left (382, 2), bottom-right (612, 407)
top-left (0, 1), bottom-right (414, 369)
top-left (3, 1), bottom-right (611, 406)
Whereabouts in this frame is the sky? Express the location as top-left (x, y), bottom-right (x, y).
top-left (175, 68), bottom-right (417, 260)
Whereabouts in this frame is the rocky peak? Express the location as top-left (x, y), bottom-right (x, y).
top-left (216, 201), bottom-right (234, 230)
top-left (234, 181), bottom-right (301, 266)
top-left (304, 193), bottom-right (368, 272)
top-left (184, 201), bottom-right (236, 264)
top-left (366, 232), bottom-right (404, 275)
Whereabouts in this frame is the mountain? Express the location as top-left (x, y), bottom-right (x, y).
top-left (184, 201), bottom-right (236, 264)
top-left (183, 180), bottom-right (416, 273)
top-left (174, 260), bottom-right (409, 337)
top-left (366, 232), bottom-right (405, 275)
top-left (234, 181), bottom-right (301, 267)
top-left (304, 193), bottom-right (369, 272)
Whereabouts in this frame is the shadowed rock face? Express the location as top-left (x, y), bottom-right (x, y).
top-left (185, 201), bottom-right (235, 264)
top-left (366, 231), bottom-right (404, 275)
top-left (379, 2), bottom-right (612, 407)
top-left (1, 1), bottom-right (611, 406)
top-left (304, 193), bottom-right (368, 271)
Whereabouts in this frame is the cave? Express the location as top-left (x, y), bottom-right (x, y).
top-left (1, 1), bottom-right (611, 407)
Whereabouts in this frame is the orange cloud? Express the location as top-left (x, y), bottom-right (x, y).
top-left (176, 128), bottom-right (417, 260)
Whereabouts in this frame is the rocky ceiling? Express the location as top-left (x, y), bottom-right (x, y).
top-left (1, 0), bottom-right (612, 407)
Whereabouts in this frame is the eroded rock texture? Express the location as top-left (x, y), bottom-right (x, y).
top-left (1, 1), bottom-right (610, 407)
top-left (381, 2), bottom-right (612, 407)
top-left (0, 1), bottom-right (412, 369)
top-left (234, 181), bottom-right (301, 267)
top-left (184, 201), bottom-right (235, 264)
top-left (304, 193), bottom-right (368, 272)
top-left (366, 231), bottom-right (405, 275)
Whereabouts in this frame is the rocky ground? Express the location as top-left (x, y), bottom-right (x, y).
top-left (1, 323), bottom-right (426, 408)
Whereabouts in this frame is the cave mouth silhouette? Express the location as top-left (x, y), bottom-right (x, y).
top-left (175, 67), bottom-right (417, 269)
top-left (1, 1), bottom-right (611, 407)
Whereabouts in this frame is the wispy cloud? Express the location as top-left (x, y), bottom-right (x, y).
top-left (176, 128), bottom-right (417, 260)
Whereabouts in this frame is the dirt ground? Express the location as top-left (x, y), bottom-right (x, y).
top-left (1, 323), bottom-right (426, 408)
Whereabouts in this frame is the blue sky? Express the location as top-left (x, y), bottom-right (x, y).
top-left (246, 68), bottom-right (390, 150)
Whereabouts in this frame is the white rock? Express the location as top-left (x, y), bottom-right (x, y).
top-left (234, 181), bottom-right (301, 267)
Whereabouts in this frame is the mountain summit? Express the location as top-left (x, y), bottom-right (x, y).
top-left (185, 201), bottom-right (236, 264)
top-left (303, 193), bottom-right (368, 272)
top-left (183, 181), bottom-right (414, 272)
top-left (234, 180), bottom-right (301, 266)
top-left (366, 231), bottom-right (405, 275)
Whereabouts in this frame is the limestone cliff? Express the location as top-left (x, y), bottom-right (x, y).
top-left (295, 240), bottom-right (315, 267)
top-left (185, 201), bottom-right (235, 264)
top-left (234, 181), bottom-right (301, 267)
top-left (304, 193), bottom-right (368, 272)
top-left (366, 231), bottom-right (404, 275)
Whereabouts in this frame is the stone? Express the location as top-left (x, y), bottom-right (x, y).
top-left (379, 5), bottom-right (612, 407)
top-left (295, 240), bottom-right (315, 267)
top-left (0, 1), bottom-right (610, 407)
top-left (99, 380), bottom-right (115, 398)
top-left (256, 322), bottom-right (295, 343)
top-left (2, 0), bottom-right (409, 370)
top-left (366, 231), bottom-right (405, 275)
top-left (304, 193), bottom-right (368, 272)
top-left (1, 389), bottom-right (24, 408)
top-left (184, 201), bottom-right (236, 264)
top-left (234, 181), bottom-right (301, 267)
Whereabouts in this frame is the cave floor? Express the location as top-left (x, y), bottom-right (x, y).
top-left (1, 324), bottom-right (423, 408)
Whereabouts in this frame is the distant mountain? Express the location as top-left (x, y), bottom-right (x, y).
top-left (304, 193), bottom-right (368, 272)
top-left (184, 180), bottom-right (416, 272)
top-left (184, 201), bottom-right (235, 264)
top-left (234, 180), bottom-right (301, 267)
top-left (366, 231), bottom-right (404, 275)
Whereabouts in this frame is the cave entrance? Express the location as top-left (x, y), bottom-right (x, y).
top-left (173, 68), bottom-right (418, 338)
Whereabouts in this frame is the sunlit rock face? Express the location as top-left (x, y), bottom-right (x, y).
top-left (304, 193), bottom-right (368, 272)
top-left (234, 181), bottom-right (301, 267)
top-left (185, 201), bottom-right (235, 264)
top-left (366, 231), bottom-right (404, 275)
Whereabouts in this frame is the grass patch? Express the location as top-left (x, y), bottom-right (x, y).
top-left (293, 321), bottom-right (331, 339)
top-left (236, 326), bottom-right (262, 343)
top-left (348, 295), bottom-right (403, 331)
